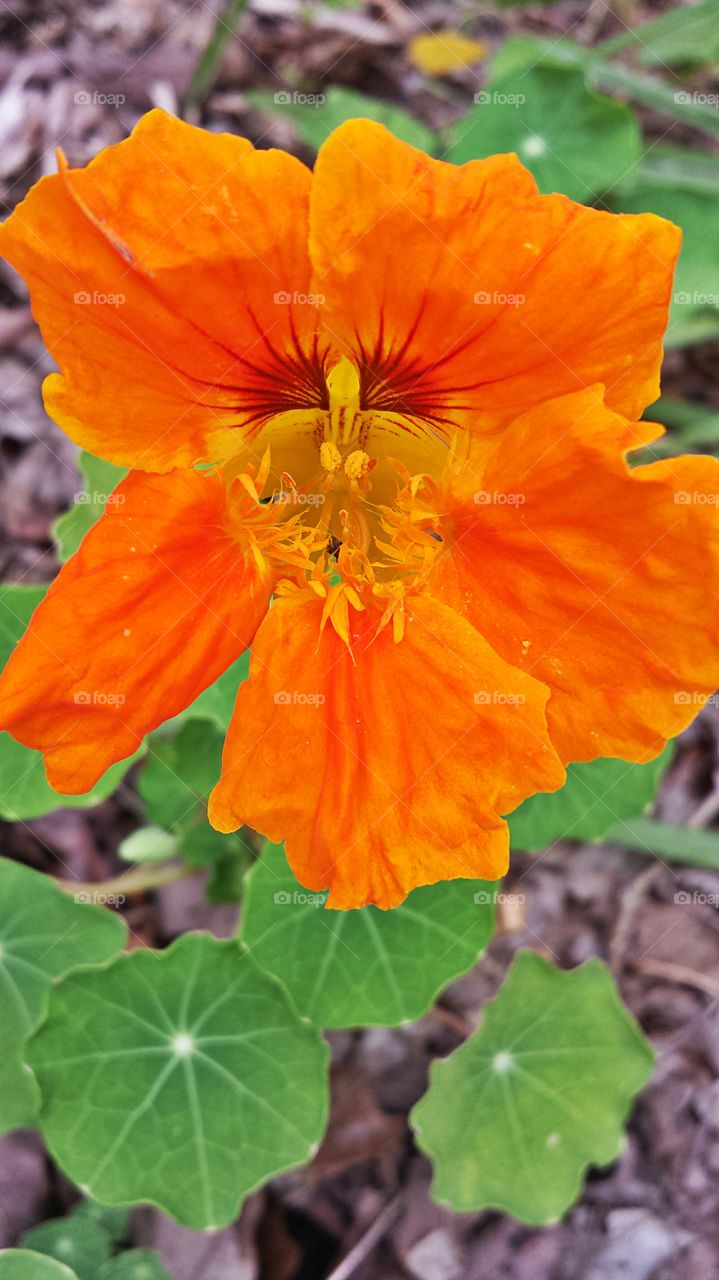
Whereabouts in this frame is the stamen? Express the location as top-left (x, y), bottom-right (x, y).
top-left (320, 441), bottom-right (343, 474)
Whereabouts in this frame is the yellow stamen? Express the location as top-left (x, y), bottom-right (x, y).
top-left (320, 440), bottom-right (343, 474)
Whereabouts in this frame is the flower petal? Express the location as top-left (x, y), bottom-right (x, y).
top-left (436, 387), bottom-right (719, 764)
top-left (208, 592), bottom-right (564, 909)
top-left (0, 109), bottom-right (316, 472)
top-left (309, 120), bottom-right (679, 431)
top-left (0, 470), bottom-right (271, 792)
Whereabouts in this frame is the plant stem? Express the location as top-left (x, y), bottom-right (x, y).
top-left (59, 862), bottom-right (194, 898)
top-left (183, 0), bottom-right (249, 116)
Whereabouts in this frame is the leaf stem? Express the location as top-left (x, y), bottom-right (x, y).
top-left (59, 862), bottom-right (195, 898)
top-left (183, 0), bottom-right (249, 116)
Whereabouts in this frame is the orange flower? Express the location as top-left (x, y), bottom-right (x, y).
top-left (1, 110), bottom-right (717, 908)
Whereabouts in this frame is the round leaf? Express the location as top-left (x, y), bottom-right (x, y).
top-left (240, 843), bottom-right (495, 1027)
top-left (0, 858), bottom-right (126, 1134)
top-left (509, 750), bottom-right (671, 852)
top-left (411, 951), bottom-right (654, 1224)
top-left (448, 62), bottom-right (641, 202)
top-left (0, 1252), bottom-right (79, 1280)
top-left (97, 1250), bottom-right (173, 1280)
top-left (27, 933), bottom-right (329, 1229)
top-left (20, 1218), bottom-right (112, 1280)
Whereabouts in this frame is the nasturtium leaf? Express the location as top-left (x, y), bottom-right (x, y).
top-left (97, 1250), bottom-right (173, 1280)
top-left (240, 843), bottom-right (495, 1028)
top-left (411, 951), bottom-right (654, 1224)
top-left (20, 1217), bottom-right (112, 1280)
top-left (70, 1201), bottom-right (129, 1243)
top-left (137, 720), bottom-right (249, 900)
top-left (167, 650), bottom-right (249, 733)
top-left (631, 0), bottom-right (719, 67)
top-left (139, 720), bottom-right (223, 833)
top-left (52, 451), bottom-right (128, 563)
top-left (447, 62), bottom-right (641, 201)
top-left (0, 857), bottom-right (126, 1135)
top-left (608, 154), bottom-right (719, 346)
top-left (0, 1253), bottom-right (79, 1280)
top-left (248, 86), bottom-right (438, 155)
top-left (0, 584), bottom-right (141, 819)
top-left (27, 933), bottom-right (329, 1229)
top-left (509, 749), bottom-right (672, 852)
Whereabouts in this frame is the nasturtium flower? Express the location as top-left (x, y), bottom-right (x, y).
top-left (1, 110), bottom-right (718, 908)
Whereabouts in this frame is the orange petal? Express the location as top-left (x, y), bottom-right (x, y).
top-left (208, 592), bottom-right (564, 909)
top-left (436, 387), bottom-right (719, 764)
top-left (309, 120), bottom-right (679, 432)
top-left (0, 469), bottom-right (271, 792)
top-left (0, 109), bottom-right (315, 472)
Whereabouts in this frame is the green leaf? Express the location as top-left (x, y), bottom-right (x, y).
top-left (20, 1218), bottom-right (112, 1280)
top-left (247, 86), bottom-right (438, 154)
top-left (138, 721), bottom-right (223, 833)
top-left (608, 161), bottom-right (719, 346)
top-left (603, 816), bottom-right (719, 869)
top-left (0, 857), bottom-right (126, 1135)
top-left (118, 827), bottom-right (179, 865)
top-left (27, 933), bottom-right (329, 1229)
top-left (138, 720), bottom-right (250, 901)
top-left (0, 584), bottom-right (141, 819)
top-left (52, 452), bottom-right (127, 563)
top-left (448, 61), bottom-right (641, 201)
top-left (167, 650), bottom-right (249, 733)
top-left (642, 396), bottom-right (719, 456)
top-left (0, 1253), bottom-right (79, 1280)
top-left (616, 0), bottom-right (719, 68)
top-left (240, 843), bottom-right (495, 1028)
top-left (589, 59), bottom-right (719, 139)
top-left (509, 749), bottom-right (671, 852)
top-left (97, 1250), bottom-right (173, 1280)
top-left (411, 951), bottom-right (654, 1224)
top-left (69, 1201), bottom-right (129, 1244)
